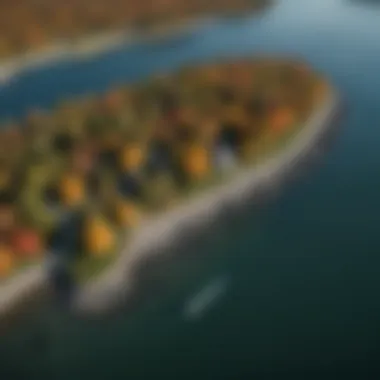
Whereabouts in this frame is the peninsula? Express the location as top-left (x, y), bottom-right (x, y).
top-left (0, 57), bottom-right (341, 320)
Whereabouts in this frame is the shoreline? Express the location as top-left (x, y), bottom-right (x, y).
top-left (0, 18), bottom-right (213, 85)
top-left (0, 89), bottom-right (341, 322)
top-left (70, 89), bottom-right (342, 317)
top-left (0, 8), bottom-right (269, 86)
top-left (0, 266), bottom-right (49, 327)
top-left (0, 1), bottom-right (274, 85)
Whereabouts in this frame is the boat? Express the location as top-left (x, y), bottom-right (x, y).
top-left (183, 276), bottom-right (229, 320)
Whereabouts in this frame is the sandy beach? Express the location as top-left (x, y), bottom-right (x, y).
top-left (0, 266), bottom-right (49, 326)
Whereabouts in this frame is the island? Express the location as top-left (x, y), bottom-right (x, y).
top-left (0, 57), bottom-right (340, 320)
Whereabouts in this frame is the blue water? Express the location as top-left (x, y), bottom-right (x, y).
top-left (1, 0), bottom-right (380, 378)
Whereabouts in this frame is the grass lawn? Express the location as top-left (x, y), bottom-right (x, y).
top-left (74, 253), bottom-right (118, 281)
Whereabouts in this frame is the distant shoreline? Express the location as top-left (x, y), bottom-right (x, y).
top-left (0, 1), bottom-right (275, 85)
top-left (0, 18), bottom-right (212, 85)
top-left (0, 5), bottom-right (272, 87)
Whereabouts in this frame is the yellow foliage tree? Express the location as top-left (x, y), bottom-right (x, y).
top-left (83, 214), bottom-right (116, 256)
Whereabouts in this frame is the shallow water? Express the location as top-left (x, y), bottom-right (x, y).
top-left (1, 0), bottom-right (380, 378)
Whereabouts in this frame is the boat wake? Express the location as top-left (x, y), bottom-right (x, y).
top-left (183, 275), bottom-right (230, 321)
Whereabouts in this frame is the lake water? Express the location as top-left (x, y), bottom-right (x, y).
top-left (1, 0), bottom-right (380, 378)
